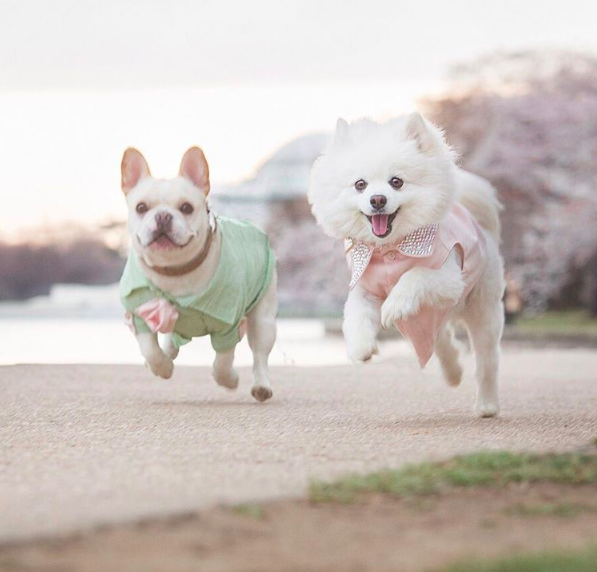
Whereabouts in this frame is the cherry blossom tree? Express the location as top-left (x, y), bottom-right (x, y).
top-left (425, 51), bottom-right (597, 312)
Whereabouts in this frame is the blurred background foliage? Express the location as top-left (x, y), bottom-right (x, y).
top-left (2, 50), bottom-right (596, 321)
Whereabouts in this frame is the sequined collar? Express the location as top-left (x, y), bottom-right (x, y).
top-left (346, 223), bottom-right (439, 289)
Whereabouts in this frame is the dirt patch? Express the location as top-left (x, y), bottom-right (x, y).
top-left (2, 483), bottom-right (597, 572)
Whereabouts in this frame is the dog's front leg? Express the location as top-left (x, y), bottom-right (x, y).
top-left (136, 332), bottom-right (174, 379)
top-left (381, 249), bottom-right (465, 329)
top-left (212, 348), bottom-right (239, 391)
top-left (343, 285), bottom-right (381, 363)
top-left (161, 334), bottom-right (179, 360)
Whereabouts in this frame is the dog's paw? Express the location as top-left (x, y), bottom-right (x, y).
top-left (441, 359), bottom-right (463, 387)
top-left (251, 385), bottom-right (273, 402)
top-left (146, 354), bottom-right (174, 379)
top-left (346, 335), bottom-right (379, 363)
top-left (443, 364), bottom-right (463, 387)
top-left (213, 368), bottom-right (240, 390)
top-left (475, 399), bottom-right (500, 418)
top-left (381, 289), bottom-right (420, 329)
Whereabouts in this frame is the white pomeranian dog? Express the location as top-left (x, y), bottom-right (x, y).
top-left (308, 113), bottom-right (505, 417)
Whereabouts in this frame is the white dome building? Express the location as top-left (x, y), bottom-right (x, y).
top-left (210, 133), bottom-right (328, 227)
top-left (210, 132), bottom-right (348, 315)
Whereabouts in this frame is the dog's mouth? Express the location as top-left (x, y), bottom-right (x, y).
top-left (365, 210), bottom-right (399, 238)
top-left (148, 232), bottom-right (184, 251)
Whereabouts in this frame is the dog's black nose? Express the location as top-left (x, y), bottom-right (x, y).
top-left (370, 195), bottom-right (387, 211)
top-left (155, 212), bottom-right (173, 230)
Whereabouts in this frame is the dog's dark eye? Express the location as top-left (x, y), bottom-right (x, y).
top-left (136, 203), bottom-right (148, 215)
top-left (180, 203), bottom-right (194, 215)
top-left (389, 177), bottom-right (404, 190)
top-left (354, 179), bottom-right (368, 192)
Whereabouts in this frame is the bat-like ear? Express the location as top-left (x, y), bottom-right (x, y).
top-left (179, 147), bottom-right (210, 195)
top-left (405, 112), bottom-right (437, 154)
top-left (121, 148), bottom-right (151, 195)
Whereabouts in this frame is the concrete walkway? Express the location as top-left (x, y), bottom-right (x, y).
top-left (1, 347), bottom-right (596, 541)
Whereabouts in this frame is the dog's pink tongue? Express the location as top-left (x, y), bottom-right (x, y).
top-left (372, 214), bottom-right (389, 237)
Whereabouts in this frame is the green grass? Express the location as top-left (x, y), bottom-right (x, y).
top-left (514, 311), bottom-right (597, 335)
top-left (506, 502), bottom-right (594, 518)
top-left (231, 503), bottom-right (265, 519)
top-left (309, 451), bottom-right (597, 503)
top-left (433, 546), bottom-right (597, 572)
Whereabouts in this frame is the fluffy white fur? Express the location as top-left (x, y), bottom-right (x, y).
top-left (308, 113), bottom-right (505, 417)
top-left (121, 147), bottom-right (278, 402)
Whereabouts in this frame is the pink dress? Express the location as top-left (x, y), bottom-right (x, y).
top-left (347, 203), bottom-right (487, 368)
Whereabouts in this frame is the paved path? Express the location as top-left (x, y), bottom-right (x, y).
top-left (1, 347), bottom-right (596, 541)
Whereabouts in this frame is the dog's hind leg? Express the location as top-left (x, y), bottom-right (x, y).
top-left (464, 300), bottom-right (504, 418)
top-left (246, 271), bottom-right (278, 402)
top-left (434, 324), bottom-right (463, 387)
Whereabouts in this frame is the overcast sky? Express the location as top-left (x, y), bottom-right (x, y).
top-left (1, 0), bottom-right (596, 234)
top-left (2, 0), bottom-right (597, 90)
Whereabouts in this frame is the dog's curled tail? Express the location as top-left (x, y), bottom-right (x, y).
top-left (455, 169), bottom-right (502, 242)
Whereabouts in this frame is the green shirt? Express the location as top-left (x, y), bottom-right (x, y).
top-left (120, 216), bottom-right (276, 352)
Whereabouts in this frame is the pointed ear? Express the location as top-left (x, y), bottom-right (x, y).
top-left (334, 117), bottom-right (349, 143)
top-left (121, 148), bottom-right (151, 195)
top-left (405, 112), bottom-right (437, 154)
top-left (179, 147), bottom-right (210, 195)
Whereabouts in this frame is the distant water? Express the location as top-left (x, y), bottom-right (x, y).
top-left (0, 284), bottom-right (410, 366)
top-left (0, 316), bottom-right (369, 366)
top-left (0, 317), bottom-right (352, 366)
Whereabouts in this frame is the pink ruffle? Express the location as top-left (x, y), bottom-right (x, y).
top-left (135, 298), bottom-right (179, 334)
